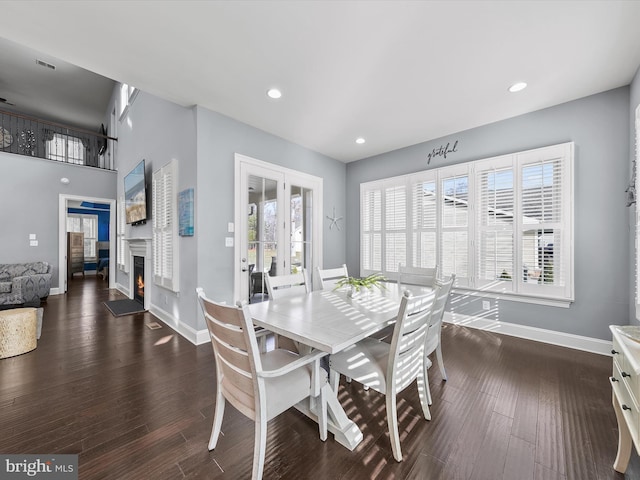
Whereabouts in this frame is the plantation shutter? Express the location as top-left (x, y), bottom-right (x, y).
top-left (476, 156), bottom-right (514, 291)
top-left (152, 160), bottom-right (179, 292)
top-left (440, 169), bottom-right (469, 286)
top-left (117, 196), bottom-right (128, 272)
top-left (384, 184), bottom-right (407, 273)
top-left (518, 143), bottom-right (572, 299)
top-left (361, 186), bottom-right (382, 274)
top-left (412, 175), bottom-right (437, 269)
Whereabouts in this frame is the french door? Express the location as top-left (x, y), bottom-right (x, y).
top-left (234, 154), bottom-right (323, 303)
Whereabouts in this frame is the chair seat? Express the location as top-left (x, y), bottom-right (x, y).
top-left (330, 338), bottom-right (431, 394)
top-left (262, 349), bottom-right (327, 419)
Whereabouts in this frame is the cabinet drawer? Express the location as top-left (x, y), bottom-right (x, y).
top-left (612, 336), bottom-right (625, 371)
top-left (612, 361), bottom-right (640, 443)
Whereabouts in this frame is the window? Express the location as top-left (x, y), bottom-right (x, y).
top-left (67, 214), bottom-right (97, 260)
top-left (152, 160), bottom-right (179, 292)
top-left (119, 83), bottom-right (138, 120)
top-left (46, 133), bottom-right (85, 164)
top-left (361, 142), bottom-right (574, 304)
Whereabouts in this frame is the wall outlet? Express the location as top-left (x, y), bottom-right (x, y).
top-left (225, 237), bottom-right (234, 247)
top-left (482, 300), bottom-right (491, 310)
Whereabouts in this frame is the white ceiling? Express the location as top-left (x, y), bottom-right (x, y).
top-left (1, 1), bottom-right (639, 162)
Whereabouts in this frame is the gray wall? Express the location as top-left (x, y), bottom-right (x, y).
top-left (630, 67), bottom-right (640, 326)
top-left (0, 153), bottom-right (117, 288)
top-left (346, 87), bottom-right (631, 340)
top-left (195, 107), bottom-right (346, 329)
top-left (111, 90), bottom-right (198, 330)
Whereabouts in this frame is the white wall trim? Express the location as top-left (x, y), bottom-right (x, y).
top-left (58, 193), bottom-right (116, 294)
top-left (148, 304), bottom-right (209, 345)
top-left (116, 280), bottom-right (207, 345)
top-left (444, 312), bottom-right (611, 356)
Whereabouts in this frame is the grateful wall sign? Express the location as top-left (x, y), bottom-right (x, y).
top-left (427, 140), bottom-right (459, 165)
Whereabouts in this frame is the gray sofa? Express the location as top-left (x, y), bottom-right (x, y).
top-left (0, 262), bottom-right (52, 306)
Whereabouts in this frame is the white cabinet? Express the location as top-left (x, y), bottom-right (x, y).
top-left (610, 325), bottom-right (640, 473)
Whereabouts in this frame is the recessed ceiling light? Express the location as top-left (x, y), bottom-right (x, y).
top-left (267, 88), bottom-right (282, 99)
top-left (355, 137), bottom-right (366, 144)
top-left (508, 82), bottom-right (527, 93)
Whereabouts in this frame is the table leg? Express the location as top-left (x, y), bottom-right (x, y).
top-left (296, 383), bottom-right (363, 450)
top-left (612, 389), bottom-right (632, 473)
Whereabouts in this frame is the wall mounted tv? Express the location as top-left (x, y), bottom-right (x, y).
top-left (124, 159), bottom-right (148, 225)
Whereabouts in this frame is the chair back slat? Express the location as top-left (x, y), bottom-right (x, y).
top-left (398, 264), bottom-right (439, 288)
top-left (213, 334), bottom-right (253, 374)
top-left (266, 270), bottom-right (310, 299)
top-left (315, 264), bottom-right (348, 291)
top-left (387, 290), bottom-right (436, 394)
top-left (219, 362), bottom-right (257, 419)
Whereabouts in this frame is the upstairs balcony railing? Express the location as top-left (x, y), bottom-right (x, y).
top-left (0, 108), bottom-right (117, 170)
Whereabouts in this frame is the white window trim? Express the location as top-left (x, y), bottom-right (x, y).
top-left (361, 142), bottom-right (574, 306)
top-left (118, 83), bottom-right (139, 122)
top-left (152, 159), bottom-right (179, 292)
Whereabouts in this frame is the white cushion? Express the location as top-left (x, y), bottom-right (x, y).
top-left (261, 349), bottom-right (326, 420)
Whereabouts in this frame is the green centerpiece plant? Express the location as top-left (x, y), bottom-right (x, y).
top-left (334, 273), bottom-right (387, 296)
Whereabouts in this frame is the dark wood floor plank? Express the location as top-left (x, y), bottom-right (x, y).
top-left (0, 277), bottom-right (635, 479)
top-left (469, 411), bottom-right (513, 480)
top-left (502, 435), bottom-right (535, 480)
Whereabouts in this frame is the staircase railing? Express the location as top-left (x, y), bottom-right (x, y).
top-left (0, 108), bottom-right (117, 170)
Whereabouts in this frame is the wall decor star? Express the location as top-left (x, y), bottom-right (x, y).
top-left (326, 207), bottom-right (343, 231)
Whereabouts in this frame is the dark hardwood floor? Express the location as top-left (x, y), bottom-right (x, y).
top-left (1, 277), bottom-right (638, 479)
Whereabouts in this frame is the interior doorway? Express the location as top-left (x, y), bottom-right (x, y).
top-left (58, 194), bottom-right (116, 293)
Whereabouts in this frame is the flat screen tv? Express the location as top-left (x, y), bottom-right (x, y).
top-left (124, 159), bottom-right (147, 225)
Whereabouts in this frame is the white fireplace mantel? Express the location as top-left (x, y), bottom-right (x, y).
top-left (125, 237), bottom-right (152, 257)
top-left (124, 238), bottom-right (152, 310)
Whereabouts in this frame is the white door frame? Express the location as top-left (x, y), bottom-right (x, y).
top-left (58, 194), bottom-right (117, 293)
top-left (234, 153), bottom-right (323, 301)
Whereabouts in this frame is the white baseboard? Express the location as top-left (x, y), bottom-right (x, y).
top-left (147, 304), bottom-right (210, 346)
top-left (113, 283), bottom-right (209, 345)
top-left (444, 312), bottom-right (611, 356)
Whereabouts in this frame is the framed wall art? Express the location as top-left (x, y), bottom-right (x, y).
top-left (178, 188), bottom-right (194, 236)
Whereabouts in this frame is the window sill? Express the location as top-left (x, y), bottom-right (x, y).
top-left (451, 287), bottom-right (573, 308)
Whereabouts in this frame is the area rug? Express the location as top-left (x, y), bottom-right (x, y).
top-left (104, 299), bottom-right (146, 317)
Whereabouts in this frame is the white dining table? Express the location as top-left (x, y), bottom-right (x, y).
top-left (248, 282), bottom-right (433, 450)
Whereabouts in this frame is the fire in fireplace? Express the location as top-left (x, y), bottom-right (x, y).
top-left (133, 255), bottom-right (144, 304)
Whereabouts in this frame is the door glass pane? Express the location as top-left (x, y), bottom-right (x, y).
top-left (290, 185), bottom-right (312, 274)
top-left (248, 175), bottom-right (278, 300)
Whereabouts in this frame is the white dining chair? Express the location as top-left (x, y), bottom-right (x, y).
top-left (314, 264), bottom-right (348, 291)
top-left (398, 264), bottom-right (439, 288)
top-left (265, 270), bottom-right (310, 352)
top-left (424, 274), bottom-right (455, 387)
top-left (196, 288), bottom-right (328, 480)
top-left (329, 289), bottom-right (438, 462)
top-left (265, 269), bottom-right (309, 298)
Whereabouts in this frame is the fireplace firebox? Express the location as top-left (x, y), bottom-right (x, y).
top-left (133, 255), bottom-right (145, 305)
